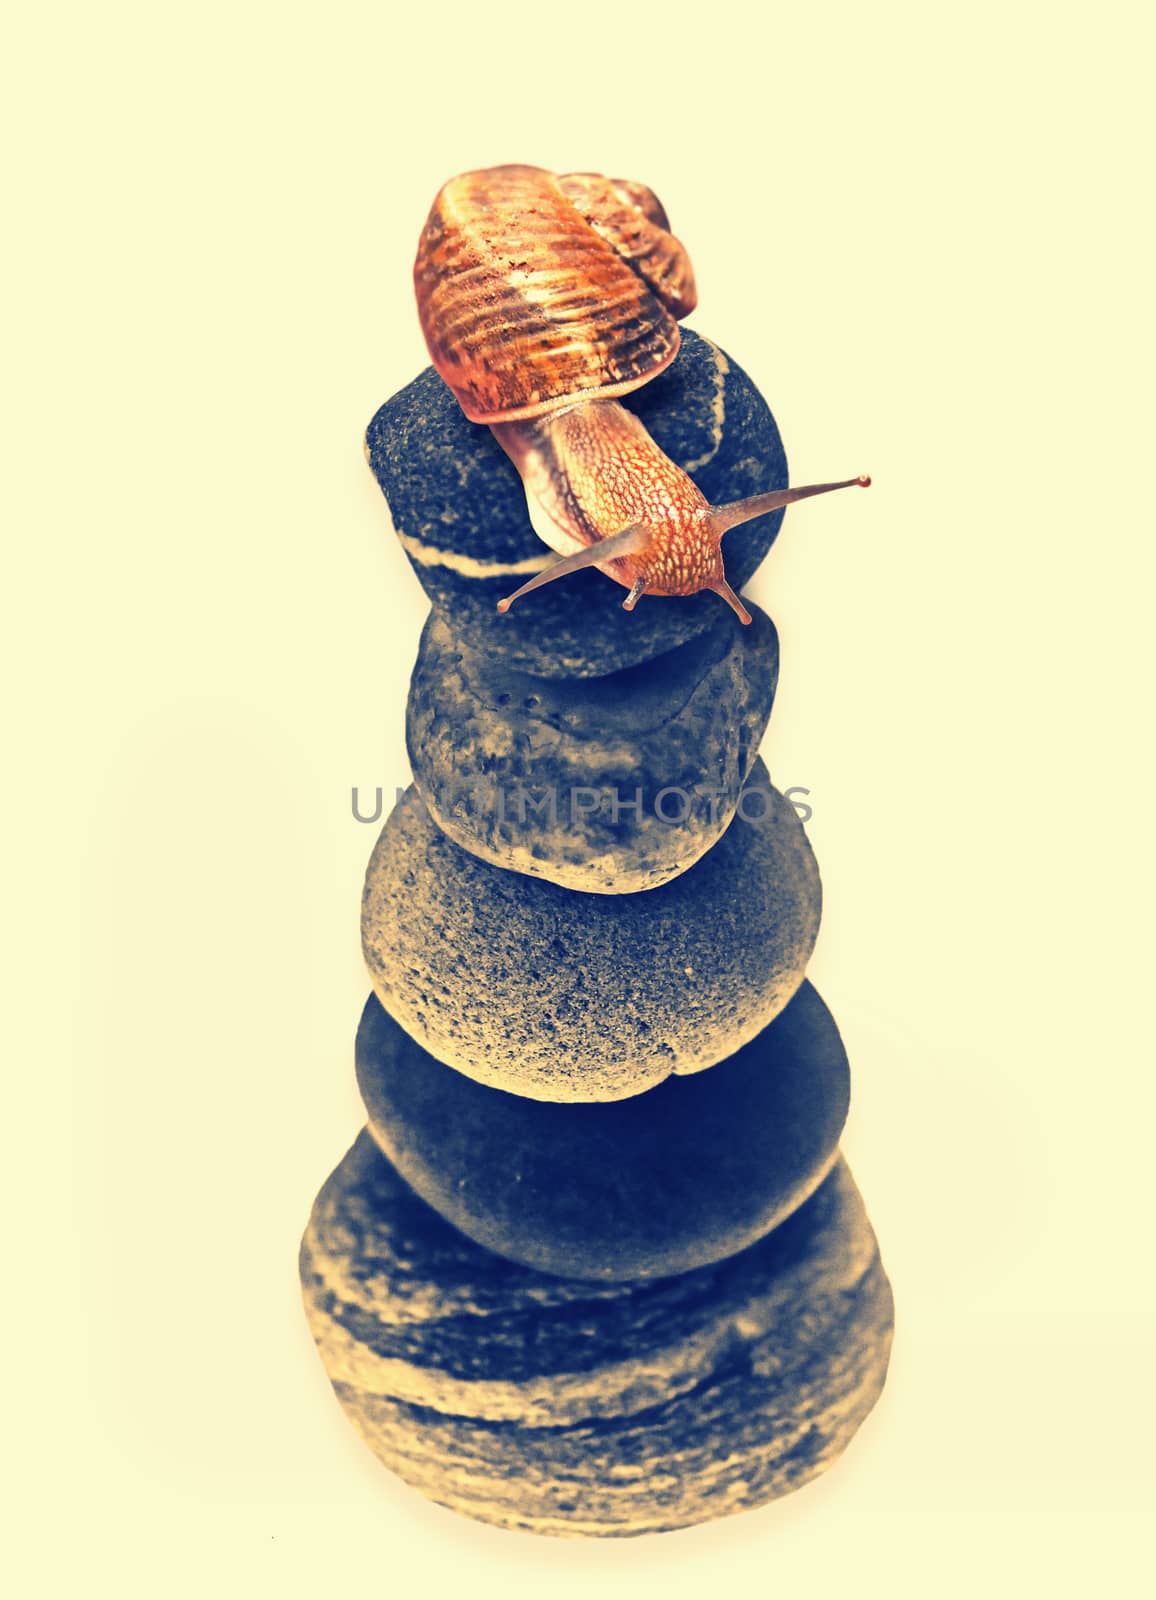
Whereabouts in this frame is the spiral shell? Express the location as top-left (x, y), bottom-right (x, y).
top-left (413, 164), bottom-right (697, 425)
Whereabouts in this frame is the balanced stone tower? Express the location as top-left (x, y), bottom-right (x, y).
top-left (300, 166), bottom-right (893, 1538)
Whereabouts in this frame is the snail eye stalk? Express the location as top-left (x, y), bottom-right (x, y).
top-left (708, 476), bottom-right (871, 538)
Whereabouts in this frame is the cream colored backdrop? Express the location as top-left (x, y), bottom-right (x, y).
top-left (6, 2), bottom-right (1153, 1596)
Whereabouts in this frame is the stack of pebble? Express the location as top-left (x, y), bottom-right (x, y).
top-left (299, 329), bottom-right (893, 1538)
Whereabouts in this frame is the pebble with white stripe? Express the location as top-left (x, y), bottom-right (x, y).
top-left (366, 328), bottom-right (789, 679)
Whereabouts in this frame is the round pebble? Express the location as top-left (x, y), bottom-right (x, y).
top-left (407, 603), bottom-right (779, 893)
top-left (361, 759), bottom-right (821, 1102)
top-left (355, 980), bottom-right (849, 1281)
top-left (366, 327), bottom-right (790, 678)
top-left (299, 1132), bottom-right (894, 1537)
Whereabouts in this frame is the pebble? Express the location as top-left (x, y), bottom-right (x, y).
top-left (407, 603), bottom-right (779, 893)
top-left (299, 1132), bottom-right (893, 1537)
top-left (366, 328), bottom-right (789, 678)
top-left (355, 980), bottom-right (849, 1281)
top-left (361, 759), bottom-right (821, 1102)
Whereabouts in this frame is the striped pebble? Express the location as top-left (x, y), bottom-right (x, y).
top-left (300, 1132), bottom-right (894, 1537)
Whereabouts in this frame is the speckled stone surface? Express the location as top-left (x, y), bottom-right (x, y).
top-left (407, 603), bottom-right (779, 893)
top-left (366, 328), bottom-right (789, 678)
top-left (355, 980), bottom-right (849, 1281)
top-left (361, 759), bottom-right (821, 1102)
top-left (300, 1132), bottom-right (893, 1538)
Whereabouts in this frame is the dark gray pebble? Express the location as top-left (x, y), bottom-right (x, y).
top-left (366, 328), bottom-right (789, 678)
top-left (360, 759), bottom-right (821, 1102)
top-left (355, 980), bottom-right (849, 1281)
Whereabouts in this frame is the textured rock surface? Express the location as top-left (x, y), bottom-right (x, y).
top-left (361, 759), bottom-right (821, 1102)
top-left (366, 328), bottom-right (790, 678)
top-left (407, 603), bottom-right (779, 893)
top-left (355, 980), bottom-right (849, 1280)
top-left (300, 1132), bottom-right (893, 1538)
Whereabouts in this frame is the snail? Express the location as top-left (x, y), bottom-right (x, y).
top-left (414, 165), bottom-right (868, 624)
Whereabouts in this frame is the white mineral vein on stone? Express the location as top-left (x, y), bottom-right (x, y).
top-left (396, 529), bottom-right (553, 580)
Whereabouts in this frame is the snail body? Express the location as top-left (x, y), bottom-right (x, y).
top-left (414, 165), bottom-right (867, 623)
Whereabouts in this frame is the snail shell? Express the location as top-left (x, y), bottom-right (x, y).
top-left (413, 164), bottom-right (696, 424)
top-left (411, 165), bottom-right (868, 624)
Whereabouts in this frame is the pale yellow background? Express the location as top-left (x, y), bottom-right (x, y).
top-left (6, 2), bottom-right (1153, 1595)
